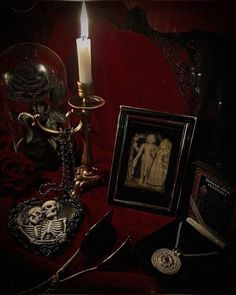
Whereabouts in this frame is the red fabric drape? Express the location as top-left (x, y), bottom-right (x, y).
top-left (125, 1), bottom-right (236, 34)
top-left (1, 1), bottom-right (234, 293)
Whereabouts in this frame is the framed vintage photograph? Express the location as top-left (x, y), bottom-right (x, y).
top-left (187, 161), bottom-right (236, 247)
top-left (108, 106), bottom-right (197, 216)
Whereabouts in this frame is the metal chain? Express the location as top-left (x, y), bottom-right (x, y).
top-left (38, 128), bottom-right (77, 198)
top-left (174, 221), bottom-right (219, 257)
top-left (59, 128), bottom-right (76, 193)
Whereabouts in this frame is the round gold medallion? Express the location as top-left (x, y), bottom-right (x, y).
top-left (151, 248), bottom-right (181, 275)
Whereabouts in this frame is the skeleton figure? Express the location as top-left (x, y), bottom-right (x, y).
top-left (19, 201), bottom-right (67, 245)
top-left (42, 200), bottom-right (59, 220)
top-left (28, 206), bottom-right (43, 225)
top-left (40, 200), bottom-right (67, 242)
top-left (19, 206), bottom-right (43, 243)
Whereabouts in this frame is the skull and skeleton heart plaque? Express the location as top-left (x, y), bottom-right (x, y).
top-left (8, 197), bottom-right (84, 257)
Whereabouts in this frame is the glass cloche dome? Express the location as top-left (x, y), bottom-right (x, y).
top-left (0, 42), bottom-right (68, 168)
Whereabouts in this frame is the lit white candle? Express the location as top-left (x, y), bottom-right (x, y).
top-left (76, 1), bottom-right (92, 83)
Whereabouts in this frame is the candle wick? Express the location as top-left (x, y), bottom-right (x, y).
top-left (81, 35), bottom-right (88, 41)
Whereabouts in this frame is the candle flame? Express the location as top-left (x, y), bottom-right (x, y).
top-left (80, 1), bottom-right (88, 38)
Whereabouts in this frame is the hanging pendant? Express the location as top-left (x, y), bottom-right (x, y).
top-left (7, 125), bottom-right (84, 257)
top-left (8, 197), bottom-right (84, 257)
top-left (151, 248), bottom-right (181, 275)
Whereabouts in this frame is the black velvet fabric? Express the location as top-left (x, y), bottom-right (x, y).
top-left (135, 219), bottom-right (236, 294)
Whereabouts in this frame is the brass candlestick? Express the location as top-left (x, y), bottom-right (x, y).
top-left (68, 81), bottom-right (105, 195)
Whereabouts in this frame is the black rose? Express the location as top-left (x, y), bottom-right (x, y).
top-left (5, 61), bottom-right (50, 101)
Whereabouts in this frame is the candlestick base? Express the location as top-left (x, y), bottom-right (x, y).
top-left (72, 165), bottom-right (104, 196)
top-left (68, 81), bottom-right (106, 196)
top-left (68, 82), bottom-right (105, 110)
top-left (68, 95), bottom-right (105, 110)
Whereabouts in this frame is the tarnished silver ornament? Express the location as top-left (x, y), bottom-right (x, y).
top-left (8, 197), bottom-right (84, 257)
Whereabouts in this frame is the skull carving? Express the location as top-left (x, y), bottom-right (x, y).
top-left (42, 200), bottom-right (59, 220)
top-left (28, 206), bottom-right (43, 225)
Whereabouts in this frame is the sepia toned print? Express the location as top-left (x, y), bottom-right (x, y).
top-left (125, 133), bottom-right (172, 193)
top-left (108, 106), bottom-right (197, 216)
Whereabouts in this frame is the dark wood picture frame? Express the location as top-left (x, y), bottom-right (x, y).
top-left (108, 106), bottom-right (197, 216)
